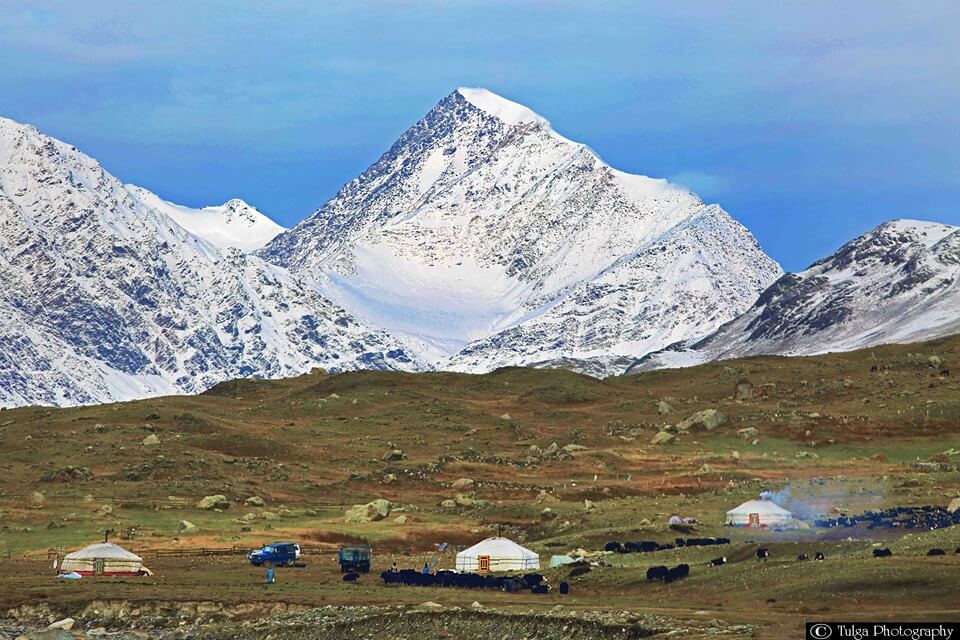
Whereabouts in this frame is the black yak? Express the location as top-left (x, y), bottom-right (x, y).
top-left (646, 565), bottom-right (669, 581)
top-left (873, 548), bottom-right (892, 558)
top-left (604, 541), bottom-right (623, 553)
top-left (709, 557), bottom-right (727, 566)
top-left (815, 552), bottom-right (825, 561)
top-left (664, 564), bottom-right (690, 583)
top-left (927, 548), bottom-right (946, 556)
top-left (756, 548), bottom-right (769, 561)
top-left (559, 581), bottom-right (570, 595)
top-left (342, 572), bottom-right (360, 582)
top-left (797, 553), bottom-right (808, 561)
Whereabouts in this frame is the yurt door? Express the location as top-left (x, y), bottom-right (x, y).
top-left (748, 513), bottom-right (760, 527)
top-left (94, 558), bottom-right (105, 575)
top-left (478, 555), bottom-right (490, 575)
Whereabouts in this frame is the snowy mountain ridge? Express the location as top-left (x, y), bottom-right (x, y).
top-left (0, 115), bottom-right (419, 407)
top-left (630, 218), bottom-right (960, 372)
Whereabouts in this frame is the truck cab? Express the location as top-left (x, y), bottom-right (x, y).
top-left (248, 542), bottom-right (301, 567)
top-left (338, 543), bottom-right (371, 573)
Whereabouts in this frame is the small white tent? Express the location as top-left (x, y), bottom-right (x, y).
top-left (455, 537), bottom-right (539, 573)
top-left (726, 498), bottom-right (794, 527)
top-left (58, 542), bottom-right (144, 576)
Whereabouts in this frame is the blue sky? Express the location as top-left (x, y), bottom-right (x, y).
top-left (1, 1), bottom-right (957, 271)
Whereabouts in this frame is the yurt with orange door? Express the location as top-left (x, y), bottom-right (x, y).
top-left (455, 537), bottom-right (539, 573)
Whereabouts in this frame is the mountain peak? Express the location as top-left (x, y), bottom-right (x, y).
top-left (127, 187), bottom-right (287, 253)
top-left (455, 87), bottom-right (550, 127)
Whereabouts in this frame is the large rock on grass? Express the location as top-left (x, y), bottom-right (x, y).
top-left (344, 499), bottom-right (392, 522)
top-left (651, 431), bottom-right (675, 445)
top-left (677, 409), bottom-right (726, 432)
top-left (197, 495), bottom-right (231, 510)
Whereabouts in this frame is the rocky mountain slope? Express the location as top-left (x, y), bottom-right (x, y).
top-left (0, 116), bottom-right (419, 407)
top-left (631, 219), bottom-right (960, 371)
top-left (262, 88), bottom-right (782, 369)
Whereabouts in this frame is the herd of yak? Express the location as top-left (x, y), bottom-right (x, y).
top-left (379, 568), bottom-right (568, 594)
top-left (814, 505), bottom-right (960, 530)
top-left (369, 523), bottom-right (957, 594)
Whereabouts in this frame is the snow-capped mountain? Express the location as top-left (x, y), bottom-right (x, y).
top-left (263, 88), bottom-right (782, 370)
top-left (0, 116), bottom-right (419, 407)
top-left (128, 186), bottom-right (287, 252)
top-left (631, 219), bottom-right (960, 371)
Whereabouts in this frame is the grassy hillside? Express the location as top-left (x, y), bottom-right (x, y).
top-left (0, 336), bottom-right (958, 638)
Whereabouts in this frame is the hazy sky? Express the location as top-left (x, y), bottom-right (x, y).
top-left (1, 1), bottom-right (957, 271)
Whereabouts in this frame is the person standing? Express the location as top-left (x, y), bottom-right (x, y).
top-left (265, 566), bottom-right (275, 585)
top-left (421, 562), bottom-right (430, 575)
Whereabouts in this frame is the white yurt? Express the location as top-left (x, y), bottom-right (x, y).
top-left (455, 537), bottom-right (539, 573)
top-left (58, 542), bottom-right (144, 576)
top-left (726, 498), bottom-right (794, 527)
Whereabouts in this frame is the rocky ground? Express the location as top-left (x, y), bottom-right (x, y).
top-left (3, 602), bottom-right (758, 640)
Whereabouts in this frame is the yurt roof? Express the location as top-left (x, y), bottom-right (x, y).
top-left (457, 537), bottom-right (538, 559)
top-left (727, 499), bottom-right (793, 516)
top-left (64, 542), bottom-right (142, 562)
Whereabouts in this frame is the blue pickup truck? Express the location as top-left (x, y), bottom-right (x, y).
top-left (248, 542), bottom-right (301, 567)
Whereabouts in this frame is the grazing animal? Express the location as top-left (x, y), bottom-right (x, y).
top-left (646, 565), bottom-right (669, 581)
top-left (531, 584), bottom-right (549, 594)
top-left (664, 564), bottom-right (690, 584)
top-left (873, 548), bottom-right (892, 558)
top-left (521, 573), bottom-right (544, 587)
top-left (941, 369), bottom-right (950, 377)
top-left (604, 541), bottom-right (623, 553)
top-left (955, 547), bottom-right (960, 554)
top-left (709, 557), bottom-right (727, 566)
top-left (815, 552), bottom-right (825, 561)
top-left (927, 548), bottom-right (945, 556)
top-left (568, 565), bottom-right (591, 578)
top-left (797, 553), bottom-right (808, 561)
top-left (342, 572), bottom-right (360, 582)
top-left (756, 548), bottom-right (769, 561)
top-left (559, 581), bottom-right (570, 595)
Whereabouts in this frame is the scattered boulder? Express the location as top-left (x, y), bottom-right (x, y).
top-left (30, 491), bottom-right (45, 508)
top-left (927, 355), bottom-right (943, 368)
top-left (40, 466), bottom-right (93, 483)
top-left (197, 495), bottom-right (231, 510)
top-left (440, 499), bottom-right (457, 509)
top-left (928, 453), bottom-right (951, 465)
top-left (656, 401), bottom-right (673, 415)
top-left (382, 449), bottom-right (406, 462)
top-left (451, 478), bottom-right (475, 489)
top-left (535, 490), bottom-right (560, 504)
top-left (735, 379), bottom-right (754, 401)
top-left (948, 498), bottom-right (960, 513)
top-left (737, 427), bottom-right (759, 440)
top-left (540, 507), bottom-right (558, 520)
top-left (677, 409), bottom-right (726, 432)
top-left (696, 463), bottom-right (717, 474)
top-left (46, 618), bottom-right (75, 631)
top-left (260, 511), bottom-right (280, 521)
top-left (583, 499), bottom-right (595, 512)
top-left (394, 515), bottom-right (408, 525)
top-left (96, 504), bottom-right (114, 517)
top-left (176, 520), bottom-right (198, 535)
top-left (499, 413), bottom-right (512, 420)
top-left (651, 431), bottom-right (675, 445)
top-left (244, 496), bottom-right (266, 507)
top-left (562, 444), bottom-right (588, 453)
top-left (141, 434), bottom-right (160, 446)
top-left (344, 499), bottom-right (392, 523)
top-left (453, 494), bottom-right (475, 507)
top-left (382, 473), bottom-right (397, 485)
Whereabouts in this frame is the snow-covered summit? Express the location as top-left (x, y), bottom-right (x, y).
top-left (456, 87), bottom-right (551, 127)
top-left (262, 88), bottom-right (782, 371)
top-left (127, 186), bottom-right (286, 252)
